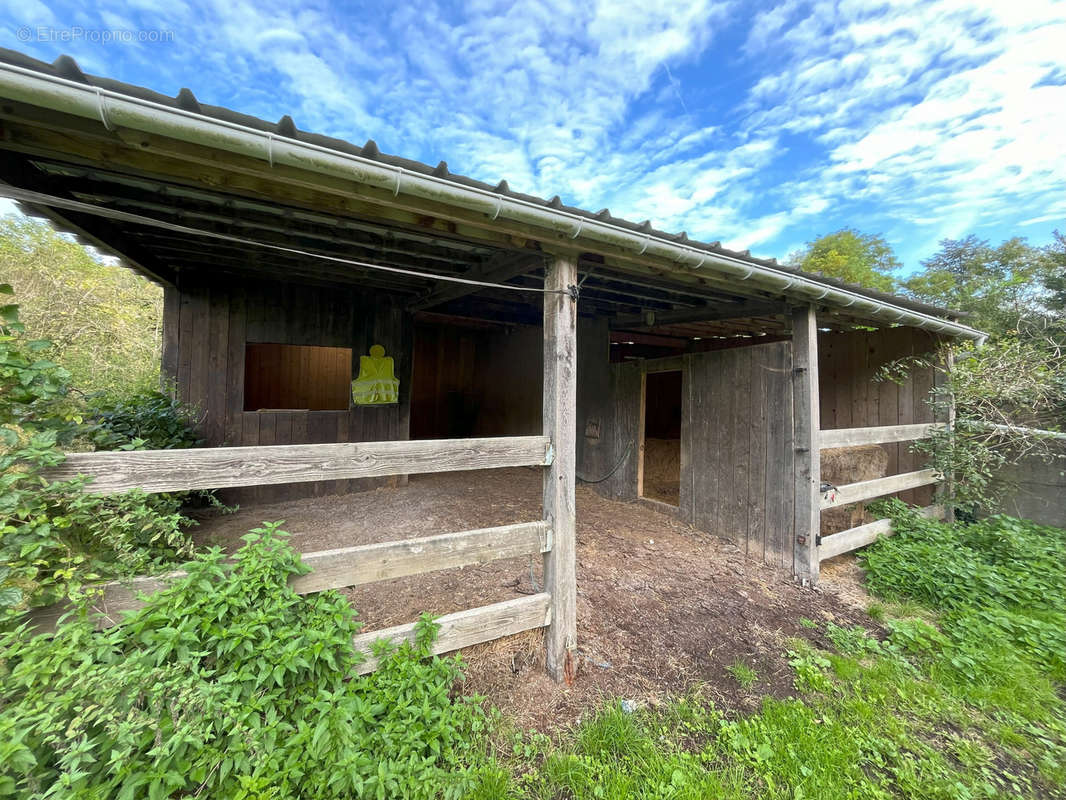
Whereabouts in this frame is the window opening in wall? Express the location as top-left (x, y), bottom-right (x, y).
top-left (244, 343), bottom-right (352, 411)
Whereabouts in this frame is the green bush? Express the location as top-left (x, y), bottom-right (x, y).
top-left (0, 524), bottom-right (491, 799)
top-left (862, 501), bottom-right (1066, 678)
top-left (1, 286), bottom-right (196, 616)
top-left (85, 389), bottom-right (202, 452)
top-left (0, 215), bottom-right (163, 399)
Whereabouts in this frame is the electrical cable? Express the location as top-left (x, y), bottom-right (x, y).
top-left (0, 186), bottom-right (567, 296)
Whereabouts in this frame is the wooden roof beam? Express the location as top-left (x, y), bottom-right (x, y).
top-left (407, 250), bottom-right (545, 312)
top-left (609, 301), bottom-right (786, 330)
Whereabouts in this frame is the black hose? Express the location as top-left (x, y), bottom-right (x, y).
top-left (576, 440), bottom-right (634, 484)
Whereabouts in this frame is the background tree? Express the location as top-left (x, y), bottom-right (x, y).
top-left (788, 228), bottom-right (901, 292)
top-left (884, 231), bottom-right (1066, 513)
top-left (1042, 230), bottom-right (1066, 316)
top-left (0, 215), bottom-right (162, 398)
top-left (902, 235), bottom-right (1058, 337)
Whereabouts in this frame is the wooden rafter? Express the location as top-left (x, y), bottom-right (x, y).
top-left (407, 250), bottom-right (545, 311)
top-left (610, 301), bottom-right (786, 330)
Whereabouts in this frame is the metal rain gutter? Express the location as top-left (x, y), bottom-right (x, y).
top-left (0, 61), bottom-right (986, 342)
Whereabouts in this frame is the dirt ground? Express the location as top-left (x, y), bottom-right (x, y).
top-left (191, 468), bottom-right (876, 731)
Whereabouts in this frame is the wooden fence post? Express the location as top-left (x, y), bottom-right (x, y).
top-left (791, 305), bottom-right (821, 584)
top-left (543, 252), bottom-right (578, 682)
top-left (935, 344), bottom-right (957, 524)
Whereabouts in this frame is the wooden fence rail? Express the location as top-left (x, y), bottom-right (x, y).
top-left (353, 593), bottom-right (552, 674)
top-left (819, 422), bottom-right (946, 449)
top-left (815, 421), bottom-right (946, 562)
top-left (819, 505), bottom-right (945, 561)
top-left (821, 468), bottom-right (941, 509)
top-left (42, 436), bottom-right (553, 494)
top-left (26, 520), bottom-right (552, 634)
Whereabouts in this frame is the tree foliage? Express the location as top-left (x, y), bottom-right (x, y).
top-left (879, 229), bottom-right (1066, 513)
top-left (903, 333), bottom-right (1065, 511)
top-left (788, 228), bottom-right (901, 292)
top-left (0, 286), bottom-right (199, 617)
top-left (902, 234), bottom-right (1062, 337)
top-left (0, 215), bottom-right (162, 399)
top-left (1042, 230), bottom-right (1066, 315)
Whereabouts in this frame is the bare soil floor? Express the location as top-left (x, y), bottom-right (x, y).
top-left (192, 468), bottom-right (875, 731)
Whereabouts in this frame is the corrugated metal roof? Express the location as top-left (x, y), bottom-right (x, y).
top-left (0, 47), bottom-right (965, 323)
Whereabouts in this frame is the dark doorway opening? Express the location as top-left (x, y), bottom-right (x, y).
top-left (640, 370), bottom-right (682, 506)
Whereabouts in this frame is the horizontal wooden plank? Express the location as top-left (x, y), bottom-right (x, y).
top-left (641, 355), bottom-right (686, 374)
top-left (352, 593), bottom-right (552, 675)
top-left (819, 505), bottom-right (946, 560)
top-left (24, 522), bottom-right (551, 633)
top-left (43, 436), bottom-right (553, 494)
top-left (821, 468), bottom-right (941, 509)
top-left (291, 521), bottom-right (551, 594)
top-left (819, 423), bottom-right (946, 449)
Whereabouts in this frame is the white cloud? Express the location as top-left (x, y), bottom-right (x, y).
top-left (740, 0), bottom-right (1066, 256)
top-left (3, 0), bottom-right (1063, 265)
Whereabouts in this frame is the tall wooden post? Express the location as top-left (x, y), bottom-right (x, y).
top-left (791, 305), bottom-right (821, 584)
top-left (936, 344), bottom-right (957, 523)
top-left (543, 253), bottom-right (578, 682)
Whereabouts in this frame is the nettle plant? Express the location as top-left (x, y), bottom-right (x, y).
top-left (863, 500), bottom-right (1066, 681)
top-left (0, 285), bottom-right (196, 617)
top-left (0, 524), bottom-right (491, 800)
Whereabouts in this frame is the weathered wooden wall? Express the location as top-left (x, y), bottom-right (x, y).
top-left (575, 317), bottom-right (612, 485)
top-left (598, 360), bottom-right (641, 501)
top-left (818, 327), bottom-right (939, 505)
top-left (410, 323), bottom-right (484, 439)
top-left (473, 324), bottom-right (543, 438)
top-left (162, 273), bottom-right (412, 501)
top-left (409, 321), bottom-right (542, 439)
top-left (590, 327), bottom-right (942, 573)
top-left (409, 316), bottom-right (611, 485)
top-left (594, 342), bottom-right (796, 569)
top-left (684, 342), bottom-right (796, 569)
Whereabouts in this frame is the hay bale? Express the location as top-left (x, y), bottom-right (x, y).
top-left (819, 445), bottom-right (889, 535)
top-left (643, 438), bottom-right (680, 505)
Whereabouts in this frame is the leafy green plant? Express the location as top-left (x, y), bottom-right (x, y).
top-left (84, 389), bottom-right (202, 451)
top-left (0, 215), bottom-right (163, 399)
top-left (785, 642), bottom-right (833, 693)
top-left (0, 523), bottom-right (491, 799)
top-left (0, 287), bottom-right (195, 616)
top-left (863, 501), bottom-right (1066, 679)
top-left (878, 330), bottom-right (1065, 513)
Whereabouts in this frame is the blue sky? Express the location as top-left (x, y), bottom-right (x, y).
top-left (3, 0), bottom-right (1065, 274)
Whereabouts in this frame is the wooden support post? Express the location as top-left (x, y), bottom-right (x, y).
top-left (543, 252), bottom-right (578, 682)
top-left (936, 345), bottom-right (957, 523)
top-left (791, 305), bottom-right (820, 584)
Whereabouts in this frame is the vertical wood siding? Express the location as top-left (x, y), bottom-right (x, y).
top-left (818, 327), bottom-right (940, 505)
top-left (162, 273), bottom-right (413, 502)
top-left (684, 341), bottom-right (796, 570)
top-left (597, 341), bottom-right (796, 570)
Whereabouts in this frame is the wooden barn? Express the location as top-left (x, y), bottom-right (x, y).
top-left (0, 50), bottom-right (984, 680)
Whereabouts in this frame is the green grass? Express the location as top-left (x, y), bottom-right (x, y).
top-left (727, 660), bottom-right (759, 690)
top-left (467, 511), bottom-right (1066, 799)
top-left (5, 512), bottom-right (1063, 798)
